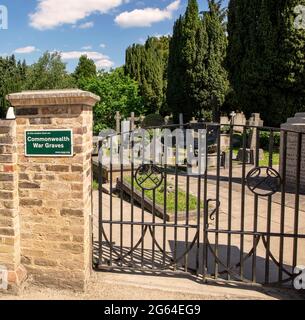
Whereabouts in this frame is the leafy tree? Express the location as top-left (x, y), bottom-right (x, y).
top-left (79, 67), bottom-right (144, 134)
top-left (73, 55), bottom-right (97, 84)
top-left (23, 52), bottom-right (75, 90)
top-left (227, 0), bottom-right (305, 127)
top-left (0, 55), bottom-right (26, 117)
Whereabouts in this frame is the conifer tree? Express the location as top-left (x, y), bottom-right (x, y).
top-left (227, 0), bottom-right (305, 126)
top-left (167, 0), bottom-right (201, 122)
top-left (125, 36), bottom-right (169, 114)
top-left (168, 0), bottom-right (228, 122)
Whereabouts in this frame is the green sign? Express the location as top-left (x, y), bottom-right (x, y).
top-left (25, 130), bottom-right (73, 157)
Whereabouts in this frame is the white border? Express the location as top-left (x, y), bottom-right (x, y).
top-left (25, 129), bottom-right (74, 157)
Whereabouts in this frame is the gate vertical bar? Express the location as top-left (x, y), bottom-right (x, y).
top-left (227, 125), bottom-right (234, 280)
top-left (141, 132), bottom-right (145, 267)
top-left (109, 136), bottom-right (113, 266)
top-left (162, 128), bottom-right (168, 267)
top-left (203, 124), bottom-right (209, 281)
top-left (163, 162), bottom-right (168, 267)
top-left (174, 161), bottom-right (178, 271)
top-left (196, 171), bottom-right (201, 275)
top-left (120, 131), bottom-right (124, 266)
top-left (240, 126), bottom-right (247, 280)
top-left (152, 189), bottom-right (156, 270)
top-left (185, 174), bottom-right (190, 272)
top-left (293, 132), bottom-right (302, 271)
top-left (214, 126), bottom-right (221, 279)
top-left (265, 130), bottom-right (274, 284)
top-left (279, 131), bottom-right (287, 283)
top-left (130, 130), bottom-right (135, 264)
top-left (98, 140), bottom-right (103, 266)
top-left (252, 128), bottom-right (260, 283)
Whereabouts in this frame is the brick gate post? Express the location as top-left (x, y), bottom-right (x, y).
top-left (7, 90), bottom-right (100, 291)
top-left (0, 119), bottom-right (27, 293)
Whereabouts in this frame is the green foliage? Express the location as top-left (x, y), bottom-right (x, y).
top-left (92, 179), bottom-right (99, 190)
top-left (79, 67), bottom-right (144, 134)
top-left (259, 131), bottom-right (281, 150)
top-left (0, 55), bottom-right (26, 117)
top-left (23, 52), bottom-right (76, 90)
top-left (73, 55), bottom-right (97, 84)
top-left (167, 0), bottom-right (228, 122)
top-left (125, 36), bottom-right (169, 114)
top-left (227, 0), bottom-right (305, 127)
top-left (202, 110), bottom-right (213, 122)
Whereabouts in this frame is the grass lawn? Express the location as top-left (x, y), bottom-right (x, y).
top-left (259, 150), bottom-right (280, 166)
top-left (124, 176), bottom-right (202, 213)
top-left (233, 148), bottom-right (279, 166)
top-left (93, 179), bottom-right (99, 190)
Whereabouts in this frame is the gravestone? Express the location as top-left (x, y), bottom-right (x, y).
top-left (129, 112), bottom-right (136, 131)
top-left (115, 111), bottom-right (121, 133)
top-left (237, 113), bottom-right (264, 164)
top-left (281, 113), bottom-right (305, 194)
top-left (121, 120), bottom-right (130, 133)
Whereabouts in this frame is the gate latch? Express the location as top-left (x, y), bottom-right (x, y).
top-left (206, 199), bottom-right (221, 222)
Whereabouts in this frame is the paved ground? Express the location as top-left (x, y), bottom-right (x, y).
top-left (1, 272), bottom-right (303, 300)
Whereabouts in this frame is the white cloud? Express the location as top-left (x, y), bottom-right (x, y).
top-left (78, 21), bottom-right (94, 29)
top-left (154, 32), bottom-right (171, 39)
top-left (58, 50), bottom-right (114, 69)
top-left (14, 46), bottom-right (38, 54)
top-left (81, 45), bottom-right (93, 50)
top-left (30, 0), bottom-right (126, 30)
top-left (99, 43), bottom-right (106, 48)
top-left (115, 0), bottom-right (180, 28)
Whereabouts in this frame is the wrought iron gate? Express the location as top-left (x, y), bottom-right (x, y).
top-left (94, 123), bottom-right (305, 288)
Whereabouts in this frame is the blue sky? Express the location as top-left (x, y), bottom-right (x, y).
top-left (0, 0), bottom-right (228, 72)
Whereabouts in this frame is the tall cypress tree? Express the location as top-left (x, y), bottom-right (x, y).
top-left (201, 0), bottom-right (228, 120)
top-left (167, 16), bottom-right (186, 120)
top-left (168, 0), bottom-right (201, 122)
top-left (227, 0), bottom-right (305, 126)
top-left (167, 0), bottom-right (228, 122)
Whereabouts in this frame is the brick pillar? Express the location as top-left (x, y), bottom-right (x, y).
top-left (0, 120), bottom-right (26, 293)
top-left (281, 113), bottom-right (305, 194)
top-left (7, 90), bottom-right (100, 291)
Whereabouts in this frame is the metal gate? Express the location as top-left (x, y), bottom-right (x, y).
top-left (94, 123), bottom-right (305, 288)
